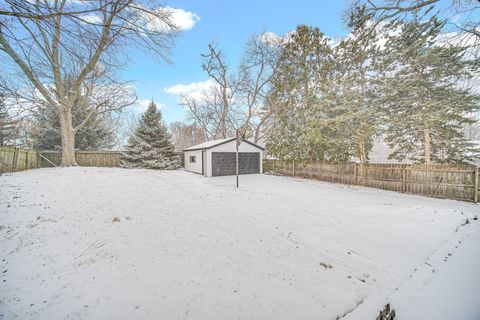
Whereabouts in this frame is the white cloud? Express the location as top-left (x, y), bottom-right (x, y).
top-left (136, 6), bottom-right (200, 33)
top-left (79, 5), bottom-right (199, 33)
top-left (164, 79), bottom-right (215, 98)
top-left (167, 7), bottom-right (200, 31)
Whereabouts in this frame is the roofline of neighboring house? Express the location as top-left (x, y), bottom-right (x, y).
top-left (182, 138), bottom-right (265, 152)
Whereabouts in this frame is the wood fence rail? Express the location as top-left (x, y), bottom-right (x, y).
top-left (263, 159), bottom-right (480, 203)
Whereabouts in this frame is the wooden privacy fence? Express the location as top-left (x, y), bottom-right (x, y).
top-left (0, 146), bottom-right (185, 173)
top-left (39, 151), bottom-right (124, 167)
top-left (38, 151), bottom-right (184, 167)
top-left (263, 159), bottom-right (480, 203)
top-left (0, 146), bottom-right (39, 174)
top-left (0, 148), bottom-right (123, 173)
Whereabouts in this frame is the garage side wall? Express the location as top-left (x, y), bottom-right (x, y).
top-left (184, 150), bottom-right (203, 175)
top-left (206, 141), bottom-right (263, 177)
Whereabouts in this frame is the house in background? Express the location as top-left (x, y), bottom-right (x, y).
top-left (183, 138), bottom-right (264, 177)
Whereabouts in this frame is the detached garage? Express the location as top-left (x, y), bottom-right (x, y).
top-left (183, 138), bottom-right (264, 177)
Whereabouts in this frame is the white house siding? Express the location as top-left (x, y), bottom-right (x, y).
top-left (206, 140), bottom-right (263, 177)
top-left (184, 150), bottom-right (203, 175)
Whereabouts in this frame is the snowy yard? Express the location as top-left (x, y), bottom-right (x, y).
top-left (1, 168), bottom-right (479, 320)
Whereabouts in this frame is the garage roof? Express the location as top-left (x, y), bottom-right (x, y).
top-left (183, 137), bottom-right (265, 151)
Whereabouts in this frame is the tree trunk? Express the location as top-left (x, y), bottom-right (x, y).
top-left (423, 121), bottom-right (432, 164)
top-left (58, 109), bottom-right (77, 166)
top-left (358, 139), bottom-right (367, 163)
top-left (358, 68), bottom-right (370, 164)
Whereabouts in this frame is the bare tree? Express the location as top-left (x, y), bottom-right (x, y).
top-left (0, 89), bottom-right (14, 144)
top-left (169, 121), bottom-right (206, 151)
top-left (181, 33), bottom-right (282, 143)
top-left (236, 33), bottom-right (282, 143)
top-left (202, 44), bottom-right (236, 139)
top-left (0, 0), bottom-right (179, 165)
top-left (180, 43), bottom-right (239, 140)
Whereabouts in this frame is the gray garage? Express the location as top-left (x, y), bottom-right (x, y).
top-left (183, 137), bottom-right (264, 177)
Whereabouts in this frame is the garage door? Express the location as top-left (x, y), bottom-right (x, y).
top-left (211, 152), bottom-right (260, 176)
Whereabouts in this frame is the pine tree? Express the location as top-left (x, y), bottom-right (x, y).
top-left (28, 76), bottom-right (117, 150)
top-left (379, 16), bottom-right (480, 163)
top-left (30, 107), bottom-right (115, 151)
top-left (331, 5), bottom-right (382, 163)
top-left (29, 103), bottom-right (116, 151)
top-left (267, 25), bottom-right (350, 161)
top-left (121, 101), bottom-right (180, 169)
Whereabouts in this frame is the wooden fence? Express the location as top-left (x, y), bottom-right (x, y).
top-left (0, 147), bottom-right (185, 173)
top-left (38, 151), bottom-right (124, 167)
top-left (38, 151), bottom-right (184, 167)
top-left (0, 146), bottom-right (39, 174)
top-left (263, 159), bottom-right (480, 203)
top-left (2, 146), bottom-right (477, 203)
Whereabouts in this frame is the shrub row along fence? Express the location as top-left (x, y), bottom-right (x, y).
top-left (263, 159), bottom-right (480, 203)
top-left (0, 147), bottom-right (185, 174)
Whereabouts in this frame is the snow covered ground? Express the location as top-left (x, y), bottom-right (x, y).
top-left (0, 168), bottom-right (478, 320)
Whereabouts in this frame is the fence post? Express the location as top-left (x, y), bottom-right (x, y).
top-left (474, 166), bottom-right (479, 203)
top-left (273, 159), bottom-right (275, 174)
top-left (25, 150), bottom-right (29, 170)
top-left (11, 147), bottom-right (18, 172)
top-left (292, 160), bottom-right (295, 176)
top-left (353, 162), bottom-right (358, 185)
top-left (402, 167), bottom-right (407, 193)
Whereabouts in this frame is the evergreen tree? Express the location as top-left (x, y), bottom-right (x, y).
top-left (29, 103), bottom-right (116, 151)
top-left (331, 5), bottom-right (382, 163)
top-left (267, 25), bottom-right (350, 161)
top-left (121, 101), bottom-right (180, 169)
top-left (379, 16), bottom-right (480, 163)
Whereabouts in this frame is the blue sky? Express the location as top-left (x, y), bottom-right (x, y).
top-left (121, 0), bottom-right (351, 124)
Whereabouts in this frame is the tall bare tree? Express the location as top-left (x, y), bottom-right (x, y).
top-left (180, 43), bottom-right (238, 140)
top-left (0, 0), bottom-right (179, 165)
top-left (169, 121), bottom-right (206, 151)
top-left (236, 33), bottom-right (282, 143)
top-left (181, 33), bottom-right (282, 143)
